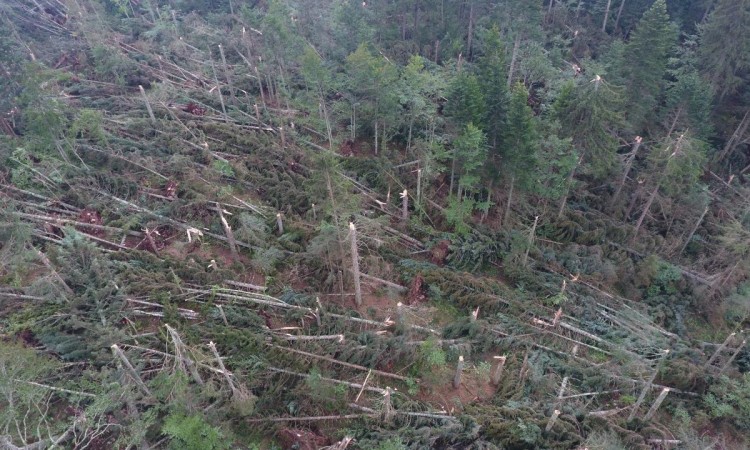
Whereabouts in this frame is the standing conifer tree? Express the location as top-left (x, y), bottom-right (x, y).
top-left (477, 26), bottom-right (509, 155)
top-left (619, 0), bottom-right (677, 131)
top-left (501, 83), bottom-right (539, 225)
top-left (699, 0), bottom-right (750, 99)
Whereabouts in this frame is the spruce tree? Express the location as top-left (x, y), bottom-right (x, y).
top-left (555, 77), bottom-right (624, 178)
top-left (503, 82), bottom-right (539, 190)
top-left (444, 72), bottom-right (485, 130)
top-left (619, 0), bottom-right (677, 131)
top-left (477, 26), bottom-right (509, 155)
top-left (699, 0), bottom-right (750, 99)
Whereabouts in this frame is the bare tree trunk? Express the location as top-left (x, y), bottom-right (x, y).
top-left (706, 332), bottom-right (736, 367)
top-left (602, 0), bottom-right (612, 32)
top-left (481, 180), bottom-right (493, 223)
top-left (502, 176), bottom-right (515, 227)
top-left (381, 388), bottom-right (394, 423)
top-left (254, 66), bottom-right (267, 110)
top-left (207, 341), bottom-right (238, 396)
top-left (218, 44), bottom-right (234, 104)
top-left (679, 205), bottom-right (709, 255)
top-left (507, 33), bottom-right (520, 87)
top-left (614, 0), bottom-right (627, 31)
top-left (558, 155), bottom-right (582, 218)
top-left (613, 136), bottom-right (642, 205)
top-left (165, 325), bottom-right (204, 385)
top-left (211, 61), bottom-right (228, 122)
top-left (628, 350), bottom-right (669, 421)
top-left (632, 184), bottom-right (659, 243)
top-left (450, 146), bottom-right (458, 197)
top-left (522, 215), bottom-right (539, 267)
top-left (718, 110), bottom-right (750, 162)
top-left (111, 344), bottom-right (152, 397)
top-left (490, 356), bottom-right (507, 385)
top-left (720, 339), bottom-right (747, 374)
top-left (453, 355), bottom-right (464, 388)
top-left (643, 388), bottom-right (670, 421)
top-left (218, 206), bottom-right (239, 261)
top-left (349, 223), bottom-right (362, 307)
top-left (416, 168), bottom-right (422, 207)
top-left (351, 103), bottom-right (356, 141)
top-left (276, 213), bottom-right (284, 235)
top-left (401, 189), bottom-right (409, 222)
top-left (545, 410), bottom-right (561, 431)
top-left (326, 170), bottom-right (346, 269)
top-left (466, 2), bottom-right (474, 58)
top-left (139, 85), bottom-right (156, 123)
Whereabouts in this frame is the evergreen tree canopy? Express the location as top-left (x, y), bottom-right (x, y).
top-left (699, 0), bottom-right (750, 99)
top-left (620, 0), bottom-right (677, 131)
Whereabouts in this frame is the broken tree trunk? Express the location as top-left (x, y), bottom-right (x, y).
top-left (679, 205), bottom-right (709, 255)
top-left (401, 189), bottom-right (409, 222)
top-left (545, 409), bottom-right (561, 431)
top-left (705, 332), bottom-right (736, 368)
top-left (217, 206), bottom-right (239, 261)
top-left (207, 341), bottom-right (238, 396)
top-left (381, 387), bottom-right (394, 423)
top-left (490, 355), bottom-right (507, 386)
top-left (613, 136), bottom-right (642, 205)
top-left (602, 0), bottom-right (612, 32)
top-left (628, 349), bottom-right (669, 421)
top-left (720, 340), bottom-right (747, 374)
top-left (453, 355), bottom-right (464, 389)
top-left (507, 33), bottom-right (520, 87)
top-left (276, 213), bottom-right (284, 235)
top-left (522, 216), bottom-right (539, 267)
top-left (631, 183), bottom-right (659, 244)
top-left (349, 222), bottom-right (362, 307)
top-left (139, 85), bottom-right (156, 123)
top-left (643, 387), bottom-right (670, 421)
top-left (111, 344), bottom-right (152, 397)
top-left (165, 324), bottom-right (204, 385)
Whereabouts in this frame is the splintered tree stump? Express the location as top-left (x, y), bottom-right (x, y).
top-left (277, 428), bottom-right (329, 450)
top-left (430, 240), bottom-right (450, 266)
top-left (407, 274), bottom-right (426, 305)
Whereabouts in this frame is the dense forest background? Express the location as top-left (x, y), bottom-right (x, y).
top-left (1, 0), bottom-right (750, 448)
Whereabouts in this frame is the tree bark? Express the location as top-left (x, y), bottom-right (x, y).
top-left (111, 344), bottom-right (152, 397)
top-left (643, 388), bottom-right (670, 421)
top-left (507, 33), bottom-right (520, 87)
top-left (466, 2), bottom-right (474, 58)
top-left (453, 355), bottom-right (464, 388)
top-left (628, 350), bottom-right (669, 421)
top-left (218, 207), bottom-right (239, 261)
top-left (349, 223), bottom-right (362, 307)
top-left (165, 325), bottom-right (204, 385)
top-left (139, 85), bottom-right (156, 123)
top-left (502, 176), bottom-right (515, 227)
top-left (679, 205), bottom-right (709, 255)
top-left (522, 215), bottom-right (539, 267)
top-left (612, 136), bottom-right (642, 205)
top-left (631, 184), bottom-right (659, 243)
top-left (614, 0), bottom-right (627, 31)
top-left (490, 356), bottom-right (507, 385)
top-left (602, 0), bottom-right (612, 32)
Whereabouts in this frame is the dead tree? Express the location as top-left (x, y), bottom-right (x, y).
top-left (165, 324), bottom-right (204, 385)
top-left (349, 222), bottom-right (362, 307)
